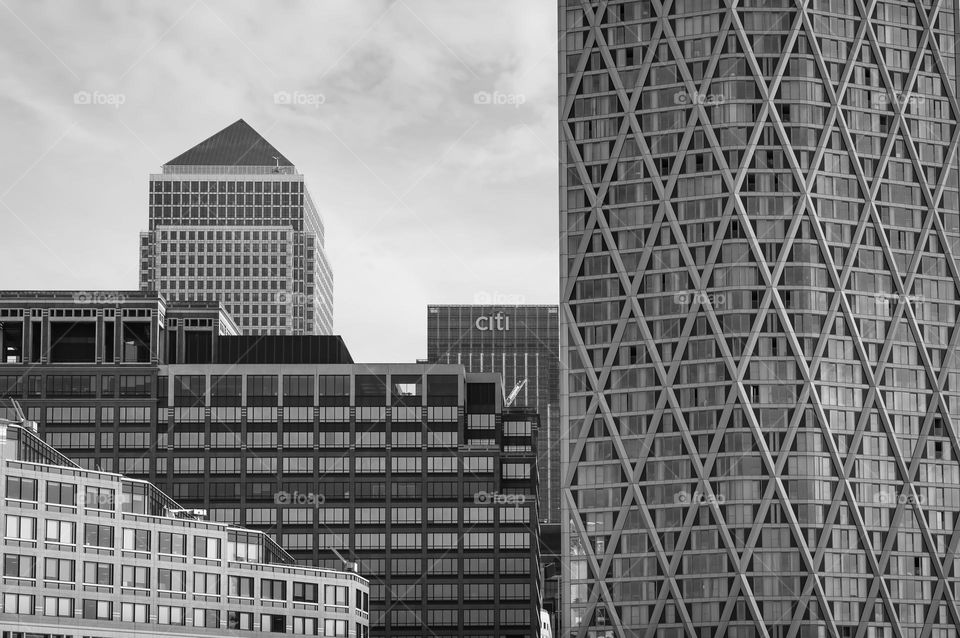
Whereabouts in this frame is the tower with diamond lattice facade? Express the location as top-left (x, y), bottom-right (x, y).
top-left (560, 0), bottom-right (960, 634)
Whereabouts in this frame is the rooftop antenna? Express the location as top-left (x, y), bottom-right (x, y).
top-left (272, 156), bottom-right (282, 173)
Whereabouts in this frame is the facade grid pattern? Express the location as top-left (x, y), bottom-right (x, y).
top-left (560, 0), bottom-right (960, 635)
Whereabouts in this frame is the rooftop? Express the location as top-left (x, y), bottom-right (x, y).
top-left (165, 119), bottom-right (294, 168)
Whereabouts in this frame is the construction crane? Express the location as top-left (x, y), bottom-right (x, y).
top-left (504, 379), bottom-right (528, 408)
top-left (329, 547), bottom-right (358, 573)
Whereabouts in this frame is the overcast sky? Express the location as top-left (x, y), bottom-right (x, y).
top-left (0, 0), bottom-right (559, 362)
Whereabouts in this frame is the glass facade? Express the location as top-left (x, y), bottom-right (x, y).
top-left (560, 0), bottom-right (960, 635)
top-left (427, 304), bottom-right (561, 523)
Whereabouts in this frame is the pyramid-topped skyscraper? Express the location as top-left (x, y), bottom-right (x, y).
top-left (139, 119), bottom-right (333, 335)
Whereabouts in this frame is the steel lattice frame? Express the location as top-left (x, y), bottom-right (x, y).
top-left (559, 0), bottom-right (960, 635)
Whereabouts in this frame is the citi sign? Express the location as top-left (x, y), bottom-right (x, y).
top-left (475, 312), bottom-right (511, 331)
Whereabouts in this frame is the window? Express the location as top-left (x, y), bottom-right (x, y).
top-left (193, 572), bottom-right (220, 595)
top-left (83, 523), bottom-right (114, 548)
top-left (45, 374), bottom-right (97, 397)
top-left (44, 557), bottom-right (74, 582)
top-left (158, 531), bottom-right (186, 555)
top-left (391, 456), bottom-right (422, 473)
top-left (158, 568), bottom-right (186, 592)
top-left (324, 584), bottom-right (348, 607)
top-left (229, 539), bottom-right (260, 562)
top-left (121, 602), bottom-right (149, 623)
top-left (84, 486), bottom-right (115, 510)
top-left (121, 565), bottom-right (150, 588)
top-left (292, 582), bottom-right (318, 603)
top-left (44, 519), bottom-right (75, 544)
top-left (5, 476), bottom-right (37, 501)
top-left (3, 554), bottom-right (36, 579)
top-left (194, 535), bottom-right (221, 559)
top-left (293, 617), bottom-right (318, 635)
top-left (82, 599), bottom-right (113, 620)
top-left (3, 592), bottom-right (34, 614)
top-left (228, 610), bottom-right (254, 630)
top-left (119, 375), bottom-right (152, 397)
top-left (499, 532), bottom-right (530, 549)
top-left (262, 578), bottom-right (286, 601)
top-left (324, 619), bottom-right (348, 637)
top-left (263, 613), bottom-right (287, 633)
top-left (229, 575), bottom-right (254, 597)
top-left (5, 514), bottom-right (36, 540)
top-left (193, 609), bottom-right (220, 628)
top-left (47, 481), bottom-right (77, 507)
top-left (158, 605), bottom-right (186, 625)
top-left (83, 561), bottom-right (113, 586)
top-left (122, 528), bottom-right (151, 552)
top-left (502, 462), bottom-right (531, 479)
top-left (44, 596), bottom-right (74, 617)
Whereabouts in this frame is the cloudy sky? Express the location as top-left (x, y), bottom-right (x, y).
top-left (0, 0), bottom-right (559, 362)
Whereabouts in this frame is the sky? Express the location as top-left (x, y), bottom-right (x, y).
top-left (0, 0), bottom-right (560, 363)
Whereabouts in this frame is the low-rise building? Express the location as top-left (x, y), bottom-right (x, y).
top-left (0, 401), bottom-right (369, 637)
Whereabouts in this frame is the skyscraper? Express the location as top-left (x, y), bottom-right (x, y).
top-left (426, 304), bottom-right (561, 523)
top-left (560, 1), bottom-right (960, 635)
top-left (139, 119), bottom-right (333, 335)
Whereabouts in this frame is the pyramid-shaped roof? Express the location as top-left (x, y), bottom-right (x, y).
top-left (165, 119), bottom-right (293, 167)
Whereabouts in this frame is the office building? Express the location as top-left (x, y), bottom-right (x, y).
top-left (0, 401), bottom-right (369, 637)
top-left (426, 304), bottom-right (560, 523)
top-left (0, 291), bottom-right (545, 638)
top-left (138, 119), bottom-right (334, 335)
top-left (560, 0), bottom-right (960, 635)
